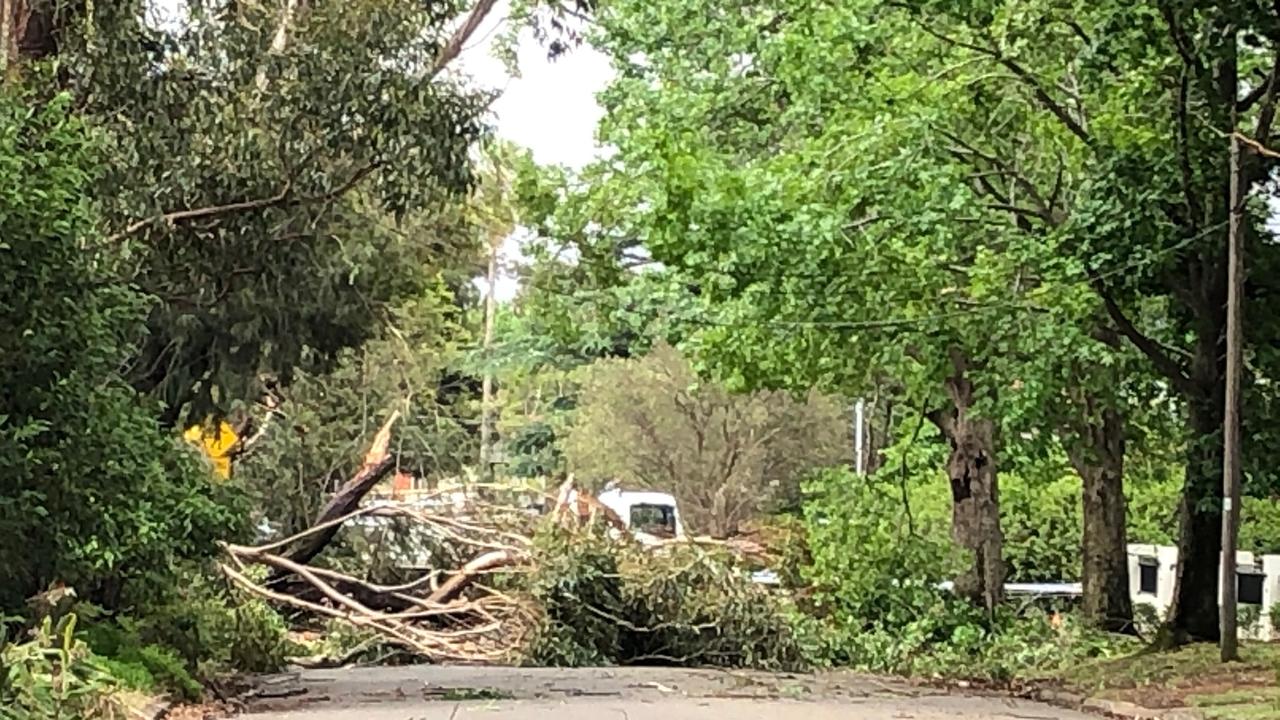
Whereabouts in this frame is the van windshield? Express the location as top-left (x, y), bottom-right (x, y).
top-left (629, 503), bottom-right (677, 538)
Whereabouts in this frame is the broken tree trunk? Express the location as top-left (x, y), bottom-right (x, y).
top-left (274, 455), bottom-right (397, 572)
top-left (272, 413), bottom-right (400, 575)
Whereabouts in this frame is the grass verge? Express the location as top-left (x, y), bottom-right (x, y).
top-left (1030, 642), bottom-right (1280, 717)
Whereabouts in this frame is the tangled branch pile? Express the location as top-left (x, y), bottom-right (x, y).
top-left (222, 502), bottom-right (536, 662)
top-left (222, 425), bottom-right (811, 669)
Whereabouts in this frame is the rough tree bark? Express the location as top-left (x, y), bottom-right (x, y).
top-left (3, 0), bottom-right (56, 81)
top-left (1166, 390), bottom-right (1225, 644)
top-left (928, 351), bottom-right (1005, 612)
top-left (1063, 404), bottom-right (1134, 634)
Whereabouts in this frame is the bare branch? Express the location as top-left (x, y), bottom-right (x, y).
top-left (1233, 131), bottom-right (1280, 158)
top-left (431, 0), bottom-right (501, 77)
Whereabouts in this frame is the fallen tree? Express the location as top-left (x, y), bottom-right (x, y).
top-left (222, 422), bottom-right (809, 666)
top-left (224, 493), bottom-right (541, 661)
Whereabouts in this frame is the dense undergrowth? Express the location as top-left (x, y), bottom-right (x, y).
top-left (0, 572), bottom-right (291, 717)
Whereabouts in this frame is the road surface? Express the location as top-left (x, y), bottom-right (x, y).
top-left (238, 665), bottom-right (1096, 720)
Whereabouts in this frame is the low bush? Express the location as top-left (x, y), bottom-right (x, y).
top-left (117, 567), bottom-right (291, 680)
top-left (0, 615), bottom-right (129, 720)
top-left (801, 467), bottom-right (1136, 681)
top-left (520, 522), bottom-right (815, 671)
top-left (80, 621), bottom-right (203, 701)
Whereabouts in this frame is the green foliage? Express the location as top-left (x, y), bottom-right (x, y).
top-left (0, 615), bottom-right (128, 720)
top-left (521, 523), bottom-right (813, 670)
top-left (239, 280), bottom-right (480, 535)
top-left (802, 468), bottom-right (958, 631)
top-left (522, 525), bottom-right (623, 666)
top-left (115, 569), bottom-right (290, 677)
top-left (0, 89), bottom-right (249, 611)
top-left (41, 0), bottom-right (491, 423)
top-left (81, 623), bottom-right (202, 701)
top-left (67, 567), bottom-right (288, 698)
top-left (1001, 474), bottom-right (1082, 582)
top-left (559, 0), bottom-right (1280, 639)
top-left (1125, 467), bottom-right (1280, 555)
top-left (801, 467), bottom-right (1135, 678)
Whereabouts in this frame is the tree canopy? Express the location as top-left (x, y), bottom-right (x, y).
top-left (534, 0), bottom-right (1280, 639)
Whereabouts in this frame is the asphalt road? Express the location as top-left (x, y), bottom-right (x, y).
top-left (238, 665), bottom-right (1098, 720)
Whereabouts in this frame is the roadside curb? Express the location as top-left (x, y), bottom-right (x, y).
top-left (1031, 689), bottom-right (1204, 720)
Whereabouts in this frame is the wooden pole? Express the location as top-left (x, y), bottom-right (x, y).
top-left (1220, 131), bottom-right (1244, 662)
top-left (479, 241), bottom-right (498, 485)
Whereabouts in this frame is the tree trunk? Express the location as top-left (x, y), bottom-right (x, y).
top-left (1155, 33), bottom-right (1235, 649)
top-left (1065, 406), bottom-right (1134, 634)
top-left (930, 353), bottom-right (1005, 612)
top-left (2, 0), bottom-right (56, 81)
top-left (944, 415), bottom-right (1004, 611)
top-left (1164, 392), bottom-right (1224, 644)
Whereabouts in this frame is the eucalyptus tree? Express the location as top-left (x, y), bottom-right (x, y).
top-left (3, 0), bottom-right (592, 426)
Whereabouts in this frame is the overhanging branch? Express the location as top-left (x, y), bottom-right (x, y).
top-left (1089, 272), bottom-right (1196, 396)
top-left (905, 12), bottom-right (1092, 145)
top-left (106, 162), bottom-right (380, 244)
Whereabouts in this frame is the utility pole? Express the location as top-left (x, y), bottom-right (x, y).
top-left (479, 241), bottom-right (498, 487)
top-left (1220, 130), bottom-right (1244, 662)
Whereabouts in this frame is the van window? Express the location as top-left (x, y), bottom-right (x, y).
top-left (1239, 568), bottom-right (1264, 605)
top-left (1138, 556), bottom-right (1158, 595)
top-left (630, 504), bottom-right (677, 538)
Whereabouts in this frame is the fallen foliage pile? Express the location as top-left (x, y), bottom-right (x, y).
top-left (221, 493), bottom-right (539, 663)
top-left (522, 524), bottom-right (813, 670)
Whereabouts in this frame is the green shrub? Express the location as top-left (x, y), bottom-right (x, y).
top-left (0, 615), bottom-right (128, 720)
top-left (120, 568), bottom-right (290, 678)
top-left (802, 468), bottom-right (958, 635)
top-left (80, 621), bottom-right (202, 701)
top-left (66, 566), bottom-right (289, 699)
top-left (0, 89), bottom-right (251, 615)
top-left (521, 524), bottom-right (624, 666)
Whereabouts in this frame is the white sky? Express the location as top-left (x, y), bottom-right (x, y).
top-left (457, 4), bottom-right (613, 302)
